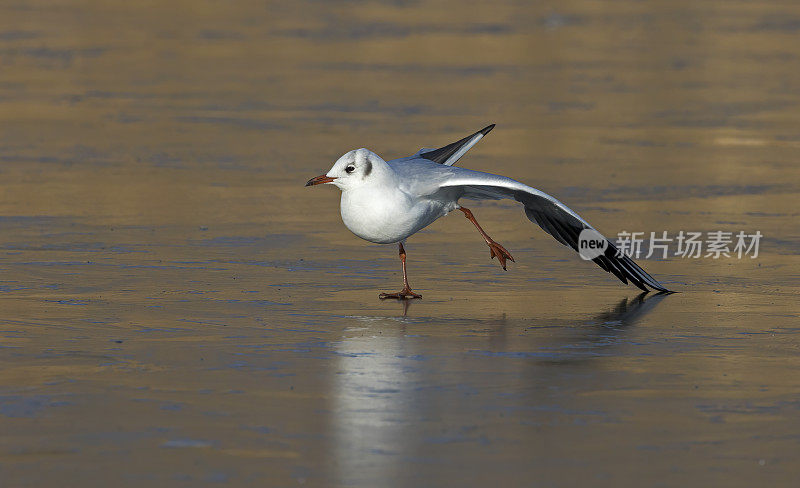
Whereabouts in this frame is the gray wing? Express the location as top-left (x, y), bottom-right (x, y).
top-left (436, 170), bottom-right (670, 292)
top-left (415, 124), bottom-right (495, 166)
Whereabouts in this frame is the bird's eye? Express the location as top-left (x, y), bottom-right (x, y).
top-left (345, 165), bottom-right (355, 174)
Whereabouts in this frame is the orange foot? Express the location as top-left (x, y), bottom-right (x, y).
top-left (379, 287), bottom-right (422, 300)
top-left (488, 240), bottom-right (515, 270)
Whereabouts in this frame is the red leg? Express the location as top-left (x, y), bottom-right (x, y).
top-left (379, 242), bottom-right (422, 299)
top-left (459, 207), bottom-right (515, 270)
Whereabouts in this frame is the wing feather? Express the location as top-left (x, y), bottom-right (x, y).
top-left (418, 124), bottom-right (495, 166)
top-left (436, 172), bottom-right (671, 292)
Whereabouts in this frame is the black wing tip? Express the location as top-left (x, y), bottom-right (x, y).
top-left (650, 284), bottom-right (676, 293)
top-left (596, 246), bottom-right (673, 293)
top-left (420, 124), bottom-right (495, 165)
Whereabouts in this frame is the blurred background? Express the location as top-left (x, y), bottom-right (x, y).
top-left (1, 1), bottom-right (799, 487)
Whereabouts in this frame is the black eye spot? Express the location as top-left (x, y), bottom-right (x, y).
top-left (345, 165), bottom-right (355, 174)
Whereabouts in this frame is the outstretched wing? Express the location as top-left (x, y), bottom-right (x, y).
top-left (417, 124), bottom-right (495, 166)
top-left (438, 171), bottom-right (670, 292)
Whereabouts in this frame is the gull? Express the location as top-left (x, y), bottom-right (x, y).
top-left (306, 124), bottom-right (671, 298)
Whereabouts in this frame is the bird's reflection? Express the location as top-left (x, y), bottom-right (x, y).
top-left (399, 297), bottom-right (413, 317)
top-left (328, 292), bottom-right (671, 485)
top-left (510, 291), bottom-right (672, 366)
top-left (591, 291), bottom-right (670, 329)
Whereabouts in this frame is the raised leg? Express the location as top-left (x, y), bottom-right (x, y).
top-left (459, 207), bottom-right (515, 270)
top-left (379, 242), bottom-right (422, 299)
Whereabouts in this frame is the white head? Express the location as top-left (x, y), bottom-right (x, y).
top-left (305, 148), bottom-right (393, 191)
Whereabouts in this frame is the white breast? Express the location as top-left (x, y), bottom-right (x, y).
top-left (340, 187), bottom-right (451, 244)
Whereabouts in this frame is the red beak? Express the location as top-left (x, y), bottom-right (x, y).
top-left (305, 174), bottom-right (336, 186)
